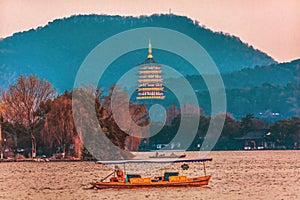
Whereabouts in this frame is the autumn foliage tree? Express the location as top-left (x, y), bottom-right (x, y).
top-left (72, 86), bottom-right (133, 160)
top-left (102, 85), bottom-right (150, 151)
top-left (42, 91), bottom-right (83, 158)
top-left (1, 75), bottom-right (55, 157)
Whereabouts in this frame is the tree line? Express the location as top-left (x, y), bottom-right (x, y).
top-left (0, 75), bottom-right (299, 160)
top-left (0, 75), bottom-right (149, 159)
top-left (149, 113), bottom-right (300, 150)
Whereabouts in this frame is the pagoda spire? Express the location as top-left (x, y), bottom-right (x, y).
top-left (147, 39), bottom-right (153, 59)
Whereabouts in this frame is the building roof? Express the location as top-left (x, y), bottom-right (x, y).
top-left (96, 158), bottom-right (212, 164)
top-left (141, 57), bottom-right (157, 65)
top-left (236, 129), bottom-right (270, 140)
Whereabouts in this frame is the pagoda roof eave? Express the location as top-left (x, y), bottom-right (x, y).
top-left (139, 58), bottom-right (158, 65)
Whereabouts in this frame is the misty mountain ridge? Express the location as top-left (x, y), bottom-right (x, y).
top-left (0, 14), bottom-right (276, 92)
top-left (166, 59), bottom-right (300, 92)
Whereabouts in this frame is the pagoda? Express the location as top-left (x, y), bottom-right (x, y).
top-left (136, 41), bottom-right (165, 100)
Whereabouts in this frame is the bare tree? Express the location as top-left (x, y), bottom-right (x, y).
top-left (1, 75), bottom-right (55, 158)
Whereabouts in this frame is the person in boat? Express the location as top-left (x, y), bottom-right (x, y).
top-left (116, 169), bottom-right (125, 182)
top-left (109, 168), bottom-right (125, 182)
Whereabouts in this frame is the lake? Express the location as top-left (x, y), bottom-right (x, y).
top-left (0, 151), bottom-right (299, 200)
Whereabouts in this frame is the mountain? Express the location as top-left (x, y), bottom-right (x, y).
top-left (198, 81), bottom-right (300, 121)
top-left (167, 59), bottom-right (300, 91)
top-left (165, 59), bottom-right (300, 120)
top-left (222, 59), bottom-right (300, 89)
top-left (0, 14), bottom-right (276, 92)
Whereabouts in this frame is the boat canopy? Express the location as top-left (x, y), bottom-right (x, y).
top-left (96, 158), bottom-right (212, 165)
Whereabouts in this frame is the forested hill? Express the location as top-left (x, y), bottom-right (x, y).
top-left (165, 59), bottom-right (300, 120)
top-left (0, 14), bottom-right (275, 92)
top-left (222, 59), bottom-right (300, 89)
top-left (170, 59), bottom-right (300, 91)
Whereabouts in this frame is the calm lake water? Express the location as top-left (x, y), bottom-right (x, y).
top-left (0, 151), bottom-right (299, 200)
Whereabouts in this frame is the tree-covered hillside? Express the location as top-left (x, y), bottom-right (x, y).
top-left (164, 60), bottom-right (300, 120)
top-left (0, 14), bottom-right (275, 92)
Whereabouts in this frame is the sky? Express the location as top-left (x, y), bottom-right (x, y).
top-left (0, 0), bottom-right (299, 62)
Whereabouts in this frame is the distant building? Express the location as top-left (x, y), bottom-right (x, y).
top-left (236, 129), bottom-right (275, 150)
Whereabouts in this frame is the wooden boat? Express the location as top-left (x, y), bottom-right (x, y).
top-left (91, 158), bottom-right (212, 189)
top-left (149, 152), bottom-right (186, 159)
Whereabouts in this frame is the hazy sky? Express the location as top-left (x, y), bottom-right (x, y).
top-left (0, 0), bottom-right (299, 62)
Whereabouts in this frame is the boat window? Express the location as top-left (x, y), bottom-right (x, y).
top-left (126, 174), bottom-right (141, 179)
top-left (164, 172), bottom-right (179, 181)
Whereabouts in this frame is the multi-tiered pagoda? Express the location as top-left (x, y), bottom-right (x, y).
top-left (136, 41), bottom-right (165, 100)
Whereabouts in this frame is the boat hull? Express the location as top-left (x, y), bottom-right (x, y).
top-left (91, 176), bottom-right (210, 189)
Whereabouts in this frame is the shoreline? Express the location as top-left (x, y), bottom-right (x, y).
top-left (1, 149), bottom-right (299, 163)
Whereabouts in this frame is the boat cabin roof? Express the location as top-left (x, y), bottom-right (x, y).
top-left (96, 158), bottom-right (212, 165)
